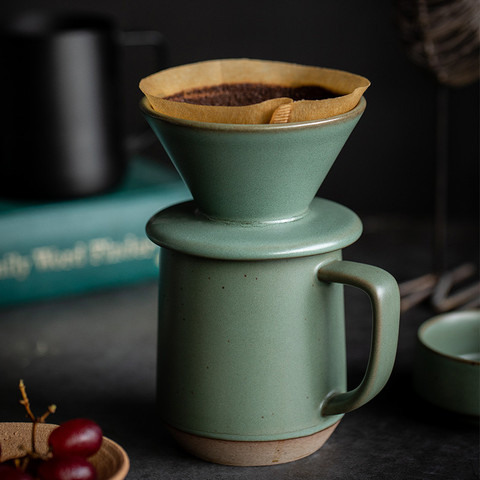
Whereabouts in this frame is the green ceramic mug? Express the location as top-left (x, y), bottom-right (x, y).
top-left (148, 198), bottom-right (400, 466)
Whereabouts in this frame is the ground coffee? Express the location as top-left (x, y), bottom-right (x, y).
top-left (165, 83), bottom-right (338, 106)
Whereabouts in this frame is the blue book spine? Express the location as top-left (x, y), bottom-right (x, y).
top-left (0, 158), bottom-right (191, 306)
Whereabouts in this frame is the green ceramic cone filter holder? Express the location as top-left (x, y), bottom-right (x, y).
top-left (140, 61), bottom-right (400, 466)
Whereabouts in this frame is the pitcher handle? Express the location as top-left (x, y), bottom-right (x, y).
top-left (317, 260), bottom-right (400, 416)
top-left (118, 30), bottom-right (168, 155)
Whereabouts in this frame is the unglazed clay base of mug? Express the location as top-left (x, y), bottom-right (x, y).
top-left (168, 421), bottom-right (340, 466)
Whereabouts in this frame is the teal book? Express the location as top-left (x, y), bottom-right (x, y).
top-left (0, 156), bottom-right (192, 306)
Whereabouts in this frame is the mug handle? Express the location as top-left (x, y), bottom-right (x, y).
top-left (118, 30), bottom-right (168, 154)
top-left (119, 30), bottom-right (167, 67)
top-left (317, 260), bottom-right (400, 416)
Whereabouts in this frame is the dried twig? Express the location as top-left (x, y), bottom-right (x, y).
top-left (17, 380), bottom-right (56, 454)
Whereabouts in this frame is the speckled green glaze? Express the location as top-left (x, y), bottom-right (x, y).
top-left (142, 95), bottom-right (400, 444)
top-left (140, 96), bottom-right (365, 224)
top-left (156, 247), bottom-right (399, 441)
top-left (414, 310), bottom-right (480, 417)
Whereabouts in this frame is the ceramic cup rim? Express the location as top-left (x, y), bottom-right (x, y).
top-left (417, 310), bottom-right (480, 366)
top-left (139, 95), bottom-right (366, 132)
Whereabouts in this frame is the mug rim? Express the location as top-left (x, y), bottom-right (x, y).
top-left (1, 11), bottom-right (114, 37)
top-left (140, 95), bottom-right (366, 132)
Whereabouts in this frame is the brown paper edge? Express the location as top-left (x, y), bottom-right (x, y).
top-left (139, 58), bottom-right (370, 124)
top-left (144, 95), bottom-right (294, 124)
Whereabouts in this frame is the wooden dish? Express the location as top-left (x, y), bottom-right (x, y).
top-left (0, 422), bottom-right (129, 480)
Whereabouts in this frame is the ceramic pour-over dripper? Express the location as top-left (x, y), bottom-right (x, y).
top-left (140, 96), bottom-right (365, 223)
top-left (139, 63), bottom-right (401, 467)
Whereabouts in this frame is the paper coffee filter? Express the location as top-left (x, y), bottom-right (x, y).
top-left (139, 58), bottom-right (370, 124)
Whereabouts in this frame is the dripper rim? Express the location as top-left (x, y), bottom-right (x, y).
top-left (140, 96), bottom-right (366, 131)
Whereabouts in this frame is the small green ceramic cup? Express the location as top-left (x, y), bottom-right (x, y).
top-left (414, 310), bottom-right (480, 417)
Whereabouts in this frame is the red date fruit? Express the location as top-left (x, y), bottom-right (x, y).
top-left (37, 456), bottom-right (96, 480)
top-left (0, 464), bottom-right (35, 480)
top-left (48, 419), bottom-right (102, 458)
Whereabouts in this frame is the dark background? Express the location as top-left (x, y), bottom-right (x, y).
top-left (1, 0), bottom-right (478, 219)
